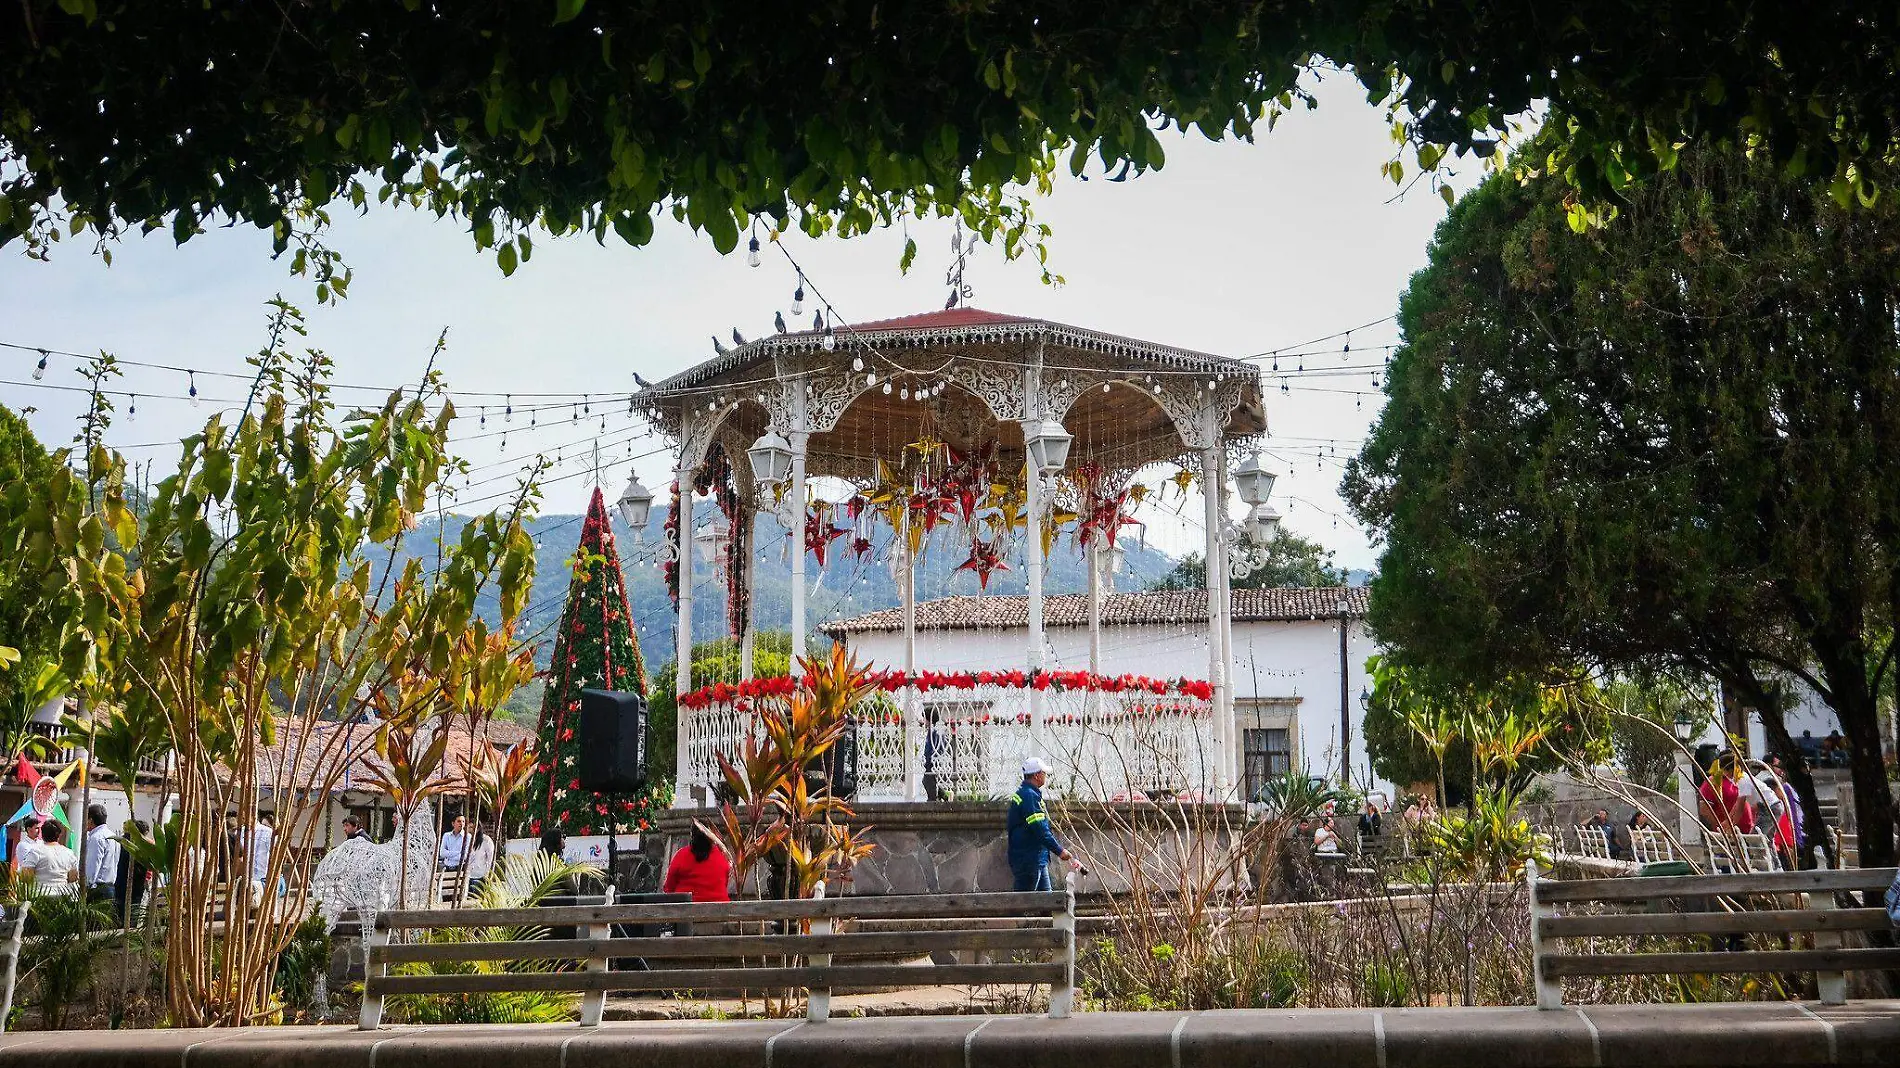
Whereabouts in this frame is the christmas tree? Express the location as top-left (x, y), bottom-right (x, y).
top-left (523, 487), bottom-right (656, 838)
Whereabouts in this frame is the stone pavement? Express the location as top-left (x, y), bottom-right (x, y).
top-left (1, 1002), bottom-right (1897, 1068)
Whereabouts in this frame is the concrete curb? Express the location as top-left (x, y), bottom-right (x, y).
top-left (0, 1003), bottom-right (1895, 1068)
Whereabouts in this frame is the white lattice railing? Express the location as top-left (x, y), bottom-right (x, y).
top-left (676, 670), bottom-right (1218, 803)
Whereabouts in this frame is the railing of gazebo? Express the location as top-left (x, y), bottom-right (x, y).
top-left (677, 670), bottom-right (1219, 802)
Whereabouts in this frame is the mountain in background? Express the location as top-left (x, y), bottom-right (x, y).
top-left (403, 507), bottom-right (1182, 675)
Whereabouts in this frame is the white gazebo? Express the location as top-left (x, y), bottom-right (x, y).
top-left (633, 308), bottom-right (1268, 805)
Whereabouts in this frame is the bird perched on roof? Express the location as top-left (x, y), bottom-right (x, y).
top-left (732, 328), bottom-right (746, 346)
top-left (813, 311), bottom-right (825, 330)
top-left (774, 311), bottom-right (788, 334)
top-left (633, 372), bottom-right (652, 390)
top-left (712, 336), bottom-right (728, 356)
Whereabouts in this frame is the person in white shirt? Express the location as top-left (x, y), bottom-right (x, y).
top-left (21, 820), bottom-right (80, 895)
top-left (13, 818), bottom-right (48, 882)
top-left (1313, 817), bottom-right (1343, 855)
top-left (439, 814), bottom-right (470, 872)
top-left (83, 803), bottom-right (120, 903)
top-left (463, 829), bottom-right (496, 891)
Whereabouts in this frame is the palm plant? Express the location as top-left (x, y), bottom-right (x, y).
top-left (358, 713), bottom-right (455, 905)
top-left (18, 888), bottom-right (115, 1030)
top-left (385, 850), bottom-right (602, 1024)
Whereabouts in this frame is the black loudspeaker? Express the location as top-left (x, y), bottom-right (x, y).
top-left (577, 689), bottom-right (648, 793)
top-left (824, 718), bottom-right (859, 799)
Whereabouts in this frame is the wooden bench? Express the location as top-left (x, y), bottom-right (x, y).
top-left (1527, 860), bottom-right (1900, 1008)
top-left (360, 882), bottom-right (1078, 1028)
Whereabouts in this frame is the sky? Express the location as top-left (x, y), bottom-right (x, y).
top-left (0, 73), bottom-right (1484, 572)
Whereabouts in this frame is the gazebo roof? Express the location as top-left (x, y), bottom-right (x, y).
top-left (647, 307), bottom-right (1251, 396)
top-left (637, 307), bottom-right (1266, 477)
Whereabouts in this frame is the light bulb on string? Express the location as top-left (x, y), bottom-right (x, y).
top-left (583, 395), bottom-right (591, 415)
top-left (1343, 331), bottom-right (1352, 355)
top-left (480, 407), bottom-right (487, 428)
top-left (33, 351), bottom-right (48, 381)
top-left (189, 371), bottom-right (200, 407)
top-left (822, 326), bottom-right (836, 351)
top-left (571, 403), bottom-right (579, 423)
top-left (791, 276), bottom-right (805, 316)
top-left (851, 357), bottom-right (864, 372)
top-left (505, 396), bottom-right (514, 423)
top-left (747, 233), bottom-right (761, 268)
top-left (882, 382), bottom-right (892, 395)
top-left (127, 395), bottom-right (137, 423)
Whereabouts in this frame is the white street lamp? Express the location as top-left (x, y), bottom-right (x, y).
top-left (616, 473), bottom-right (654, 533)
top-left (1244, 502), bottom-right (1282, 545)
top-left (746, 429), bottom-right (794, 487)
top-left (1234, 453), bottom-right (1277, 506)
top-left (693, 519), bottom-right (731, 565)
top-left (1023, 417), bottom-right (1074, 474)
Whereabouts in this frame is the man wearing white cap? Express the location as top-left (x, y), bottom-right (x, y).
top-left (1007, 757), bottom-right (1079, 891)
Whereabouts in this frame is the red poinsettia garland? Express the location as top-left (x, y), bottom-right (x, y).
top-left (678, 668), bottom-right (1214, 711)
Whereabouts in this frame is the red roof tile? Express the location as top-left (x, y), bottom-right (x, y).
top-left (823, 587), bottom-right (1368, 635)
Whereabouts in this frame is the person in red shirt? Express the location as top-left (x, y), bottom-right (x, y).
top-left (662, 826), bottom-right (732, 902)
top-left (1697, 752), bottom-right (1755, 834)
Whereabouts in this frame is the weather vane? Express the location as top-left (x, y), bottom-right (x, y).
top-left (944, 221), bottom-right (975, 309)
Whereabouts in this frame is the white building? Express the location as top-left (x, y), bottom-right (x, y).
top-left (825, 586), bottom-right (1385, 800)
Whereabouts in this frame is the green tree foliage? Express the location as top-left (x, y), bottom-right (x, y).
top-left (1147, 532), bottom-right (1346, 592)
top-left (1345, 136), bottom-right (1900, 866)
top-left (645, 631), bottom-right (793, 791)
top-left (1601, 676), bottom-right (1714, 795)
top-left (4, 3), bottom-right (1895, 278)
top-left (0, 405), bottom-right (62, 723)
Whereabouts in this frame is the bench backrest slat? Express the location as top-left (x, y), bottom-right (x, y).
top-left (373, 890), bottom-right (1071, 930)
top-left (1535, 866), bottom-right (1895, 903)
top-left (367, 961), bottom-right (1067, 998)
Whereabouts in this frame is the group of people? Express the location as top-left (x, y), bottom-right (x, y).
top-left (437, 813), bottom-right (497, 891)
top-left (12, 804), bottom-right (154, 918)
top-left (1696, 750), bottom-right (1805, 861)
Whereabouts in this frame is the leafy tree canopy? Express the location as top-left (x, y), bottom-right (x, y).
top-left (0, 404), bottom-right (63, 717)
top-left (1147, 531), bottom-right (1346, 592)
top-left (1344, 134), bottom-right (1900, 865)
top-left (4, 2), bottom-right (1896, 284)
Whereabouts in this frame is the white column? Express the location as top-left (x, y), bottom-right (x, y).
top-left (1025, 448), bottom-right (1047, 729)
top-left (1087, 543), bottom-right (1104, 674)
top-left (1215, 446), bottom-right (1238, 794)
top-left (673, 470), bottom-right (696, 803)
top-left (901, 534), bottom-right (920, 800)
top-left (739, 507), bottom-right (756, 680)
top-left (1200, 446), bottom-right (1228, 797)
top-left (788, 430), bottom-right (809, 677)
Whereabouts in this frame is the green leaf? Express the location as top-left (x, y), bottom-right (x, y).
top-left (552, 0), bottom-right (586, 23)
top-left (497, 241), bottom-right (518, 275)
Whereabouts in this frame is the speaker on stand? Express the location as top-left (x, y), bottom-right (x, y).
top-left (577, 689), bottom-right (650, 887)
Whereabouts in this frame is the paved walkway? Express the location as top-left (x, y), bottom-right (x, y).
top-left (1, 1002), bottom-right (1897, 1068)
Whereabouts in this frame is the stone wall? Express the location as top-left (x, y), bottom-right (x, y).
top-left (653, 801), bottom-right (1256, 896)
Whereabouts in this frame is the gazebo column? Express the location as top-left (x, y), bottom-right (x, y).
top-left (673, 467), bottom-right (696, 804)
top-left (1216, 446), bottom-right (1238, 794)
top-left (900, 532), bottom-right (920, 801)
top-left (739, 503), bottom-right (757, 680)
top-left (1199, 446), bottom-right (1230, 798)
top-left (1024, 441), bottom-right (1047, 730)
top-left (788, 429), bottom-right (809, 676)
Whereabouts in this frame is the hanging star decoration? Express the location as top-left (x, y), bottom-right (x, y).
top-left (1073, 461), bottom-right (1141, 550)
top-left (955, 537), bottom-right (1010, 590)
top-left (804, 501), bottom-right (848, 566)
top-left (1168, 468), bottom-right (1198, 497)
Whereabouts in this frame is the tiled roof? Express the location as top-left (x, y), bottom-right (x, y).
top-left (823, 587), bottom-right (1368, 635)
top-left (822, 308), bottom-right (1034, 335)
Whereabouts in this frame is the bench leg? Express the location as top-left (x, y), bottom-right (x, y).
top-left (1527, 859), bottom-right (1563, 1010)
top-left (807, 914), bottom-right (832, 1023)
top-left (1048, 873), bottom-right (1076, 1019)
top-left (1808, 891), bottom-right (1847, 1005)
top-left (579, 884), bottom-right (616, 1026)
top-left (359, 926), bottom-right (389, 1030)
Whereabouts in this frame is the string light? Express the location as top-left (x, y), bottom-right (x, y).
top-left (127, 395), bottom-right (136, 423)
top-left (791, 275), bottom-right (806, 316)
top-left (505, 396), bottom-right (514, 423)
top-left (188, 371), bottom-right (200, 407)
top-left (33, 351), bottom-right (48, 380)
top-left (747, 230), bottom-right (762, 269)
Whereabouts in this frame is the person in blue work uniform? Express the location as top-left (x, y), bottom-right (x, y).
top-left (1007, 757), bottom-right (1080, 891)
